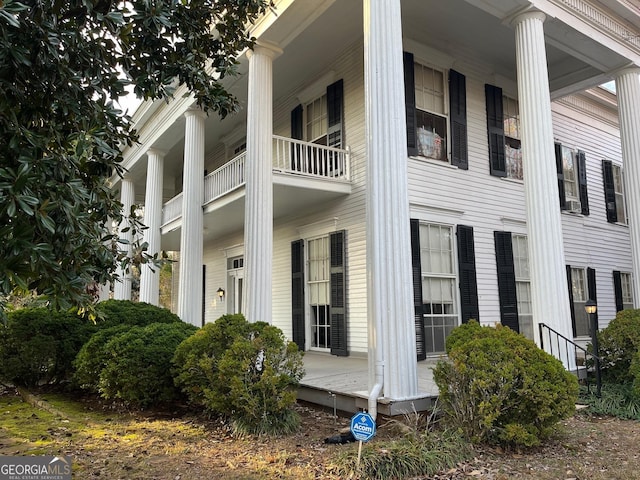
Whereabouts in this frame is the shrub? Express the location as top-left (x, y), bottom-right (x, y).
top-left (94, 299), bottom-right (181, 328)
top-left (172, 314), bottom-right (304, 435)
top-left (0, 308), bottom-right (97, 387)
top-left (72, 324), bottom-right (132, 392)
top-left (98, 322), bottom-right (198, 407)
top-left (433, 322), bottom-right (578, 448)
top-left (597, 309), bottom-right (640, 384)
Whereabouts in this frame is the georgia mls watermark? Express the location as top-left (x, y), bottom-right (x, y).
top-left (0, 456), bottom-right (71, 480)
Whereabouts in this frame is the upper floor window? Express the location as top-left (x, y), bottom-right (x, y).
top-left (603, 160), bottom-right (627, 225)
top-left (612, 164), bottom-right (627, 224)
top-left (404, 52), bottom-right (468, 169)
top-left (555, 143), bottom-right (589, 215)
top-left (306, 94), bottom-right (328, 145)
top-left (414, 62), bottom-right (447, 162)
top-left (503, 96), bottom-right (522, 180)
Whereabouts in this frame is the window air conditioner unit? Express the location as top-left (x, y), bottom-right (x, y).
top-left (566, 199), bottom-right (581, 213)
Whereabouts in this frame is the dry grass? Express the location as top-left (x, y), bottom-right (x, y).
top-left (1, 386), bottom-right (640, 479)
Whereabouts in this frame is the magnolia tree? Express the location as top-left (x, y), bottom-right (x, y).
top-left (0, 0), bottom-right (271, 314)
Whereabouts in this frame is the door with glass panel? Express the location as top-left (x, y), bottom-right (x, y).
top-left (227, 256), bottom-right (244, 315)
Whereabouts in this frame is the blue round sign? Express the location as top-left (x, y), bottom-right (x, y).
top-left (350, 412), bottom-right (376, 442)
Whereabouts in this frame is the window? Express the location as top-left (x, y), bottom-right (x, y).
top-left (621, 272), bottom-right (634, 310)
top-left (503, 96), bottom-right (522, 180)
top-left (613, 164), bottom-right (627, 224)
top-left (226, 256), bottom-right (244, 315)
top-left (512, 235), bottom-right (533, 339)
top-left (570, 267), bottom-right (589, 337)
top-left (556, 144), bottom-right (589, 214)
top-left (614, 271), bottom-right (634, 311)
top-left (291, 231), bottom-right (347, 356)
top-left (419, 223), bottom-right (458, 353)
top-left (308, 236), bottom-right (331, 350)
top-left (414, 62), bottom-right (447, 162)
top-left (405, 52), bottom-right (467, 168)
top-left (306, 94), bottom-right (328, 145)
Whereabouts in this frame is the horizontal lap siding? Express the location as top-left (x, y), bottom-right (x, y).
top-left (551, 101), bottom-right (630, 329)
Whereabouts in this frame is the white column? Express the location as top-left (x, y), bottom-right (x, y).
top-left (114, 178), bottom-right (135, 300)
top-left (243, 43), bottom-right (281, 324)
top-left (177, 109), bottom-right (206, 326)
top-left (616, 68), bottom-right (640, 305)
top-left (514, 11), bottom-right (575, 368)
top-left (139, 148), bottom-right (165, 305)
top-left (364, 0), bottom-right (418, 402)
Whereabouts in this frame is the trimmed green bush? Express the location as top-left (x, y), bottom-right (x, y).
top-left (95, 299), bottom-right (181, 328)
top-left (72, 324), bottom-right (132, 392)
top-left (0, 308), bottom-right (97, 387)
top-left (98, 322), bottom-right (198, 407)
top-left (597, 309), bottom-right (640, 384)
top-left (433, 322), bottom-right (578, 448)
top-left (172, 314), bottom-right (304, 435)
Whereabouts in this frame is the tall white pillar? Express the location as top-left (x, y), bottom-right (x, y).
top-left (243, 43), bottom-right (281, 324)
top-left (616, 68), bottom-right (640, 306)
top-left (514, 11), bottom-right (575, 368)
top-left (114, 178), bottom-right (135, 300)
top-left (139, 148), bottom-right (165, 306)
top-left (177, 109), bottom-right (206, 326)
top-left (364, 0), bottom-right (418, 402)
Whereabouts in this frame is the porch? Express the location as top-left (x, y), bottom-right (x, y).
top-left (298, 352), bottom-right (441, 417)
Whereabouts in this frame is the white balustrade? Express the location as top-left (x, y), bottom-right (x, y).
top-left (204, 152), bottom-right (247, 204)
top-left (161, 192), bottom-right (183, 225)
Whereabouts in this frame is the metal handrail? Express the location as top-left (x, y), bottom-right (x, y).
top-left (539, 322), bottom-right (602, 397)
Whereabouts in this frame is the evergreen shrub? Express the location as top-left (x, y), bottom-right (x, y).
top-left (433, 321), bottom-right (578, 447)
top-left (0, 308), bottom-right (96, 387)
top-left (172, 314), bottom-right (304, 435)
top-left (98, 322), bottom-right (197, 407)
top-left (95, 299), bottom-right (181, 328)
top-left (597, 309), bottom-right (640, 384)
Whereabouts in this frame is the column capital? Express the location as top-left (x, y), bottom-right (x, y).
top-left (184, 108), bottom-right (207, 119)
top-left (246, 41), bottom-right (283, 61)
top-left (615, 66), bottom-right (640, 79)
top-left (146, 147), bottom-right (167, 159)
top-left (511, 9), bottom-right (546, 27)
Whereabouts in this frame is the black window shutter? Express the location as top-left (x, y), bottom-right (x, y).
top-left (494, 231), bottom-right (519, 333)
top-left (485, 84), bottom-right (506, 177)
top-left (577, 150), bottom-right (589, 215)
top-left (403, 52), bottom-right (418, 157)
top-left (457, 225), bottom-right (479, 322)
top-left (291, 104), bottom-right (303, 140)
top-left (450, 70), bottom-right (468, 170)
top-left (202, 265), bottom-right (206, 327)
top-left (566, 265), bottom-right (577, 337)
top-left (602, 159), bottom-right (617, 223)
top-left (587, 267), bottom-right (598, 331)
top-left (326, 79), bottom-right (344, 149)
top-left (410, 219), bottom-right (426, 361)
top-left (556, 143), bottom-right (567, 210)
top-left (291, 240), bottom-right (305, 350)
top-left (330, 230), bottom-right (348, 356)
top-left (613, 270), bottom-right (624, 312)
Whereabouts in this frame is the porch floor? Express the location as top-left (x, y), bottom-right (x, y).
top-left (298, 352), bottom-right (441, 417)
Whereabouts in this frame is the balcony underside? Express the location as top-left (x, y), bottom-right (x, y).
top-left (160, 173), bottom-right (351, 251)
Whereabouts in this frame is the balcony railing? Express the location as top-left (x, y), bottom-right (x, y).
top-left (161, 136), bottom-right (350, 226)
top-left (162, 192), bottom-right (183, 225)
top-left (273, 135), bottom-right (350, 180)
top-left (204, 151), bottom-right (246, 204)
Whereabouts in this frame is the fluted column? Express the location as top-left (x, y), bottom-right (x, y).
top-left (177, 109), bottom-right (206, 326)
top-left (139, 148), bottom-right (165, 305)
top-left (243, 43), bottom-right (281, 324)
top-left (514, 11), bottom-right (575, 368)
top-left (364, 0), bottom-right (418, 401)
top-left (616, 68), bottom-right (640, 306)
top-left (114, 178), bottom-right (135, 300)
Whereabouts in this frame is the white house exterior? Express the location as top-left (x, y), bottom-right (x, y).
top-left (114, 0), bottom-right (640, 407)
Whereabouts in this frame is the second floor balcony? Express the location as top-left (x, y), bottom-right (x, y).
top-left (160, 135), bottom-right (351, 249)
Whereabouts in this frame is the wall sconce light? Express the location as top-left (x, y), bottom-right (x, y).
top-left (217, 287), bottom-right (225, 300)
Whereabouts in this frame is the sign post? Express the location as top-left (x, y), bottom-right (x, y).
top-left (350, 412), bottom-right (376, 467)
